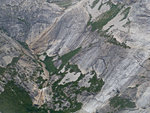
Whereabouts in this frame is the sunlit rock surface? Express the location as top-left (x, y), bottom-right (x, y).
top-left (0, 0), bottom-right (150, 113)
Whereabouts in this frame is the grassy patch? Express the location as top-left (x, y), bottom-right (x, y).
top-left (110, 95), bottom-right (136, 110)
top-left (36, 76), bottom-right (47, 89)
top-left (51, 63), bottom-right (84, 112)
top-left (42, 49), bottom-right (82, 112)
top-left (87, 14), bottom-right (92, 26)
top-left (90, 2), bottom-right (123, 31)
top-left (7, 57), bottom-right (20, 66)
top-left (43, 47), bottom-right (81, 75)
top-left (65, 63), bottom-right (81, 73)
top-left (52, 80), bottom-right (83, 113)
top-left (0, 67), bottom-right (6, 75)
top-left (47, 0), bottom-right (73, 8)
top-left (99, 30), bottom-right (130, 49)
top-left (7, 67), bottom-right (17, 76)
top-left (98, 2), bottom-right (103, 10)
top-left (87, 1), bottom-right (130, 49)
top-left (43, 56), bottom-right (58, 75)
top-left (51, 69), bottom-right (104, 112)
top-left (42, 49), bottom-right (104, 112)
top-left (87, 73), bottom-right (104, 93)
top-left (91, 0), bottom-right (99, 8)
top-left (6, 57), bottom-right (20, 76)
top-left (79, 71), bottom-right (104, 93)
top-left (0, 81), bottom-right (48, 113)
top-left (59, 47), bottom-right (81, 70)
top-left (17, 41), bottom-right (30, 50)
top-left (120, 7), bottom-right (131, 21)
top-left (107, 37), bottom-right (130, 49)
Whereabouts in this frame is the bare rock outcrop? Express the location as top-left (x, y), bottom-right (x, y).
top-left (0, 0), bottom-right (150, 113)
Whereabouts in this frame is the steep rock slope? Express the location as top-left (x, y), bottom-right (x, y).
top-left (0, 0), bottom-right (150, 113)
top-left (0, 0), bottom-right (63, 42)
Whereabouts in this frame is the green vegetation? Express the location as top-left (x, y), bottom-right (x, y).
top-left (6, 57), bottom-right (20, 76)
top-left (0, 67), bottom-right (6, 75)
top-left (47, 0), bottom-right (73, 8)
top-left (42, 49), bottom-right (104, 112)
top-left (17, 41), bottom-right (30, 50)
top-left (59, 47), bottom-right (81, 70)
top-left (120, 7), bottom-right (131, 21)
top-left (99, 30), bottom-right (130, 49)
top-left (51, 62), bottom-right (83, 112)
top-left (98, 2), bottom-right (103, 10)
top-left (52, 77), bottom-right (83, 112)
top-left (87, 1), bottom-right (130, 49)
top-left (7, 67), bottom-right (17, 76)
top-left (42, 48), bottom-right (83, 112)
top-left (7, 57), bottom-right (20, 66)
top-left (0, 48), bottom-right (104, 113)
top-left (110, 95), bottom-right (136, 111)
top-left (36, 76), bottom-right (47, 89)
top-left (65, 63), bottom-right (81, 73)
top-left (43, 47), bottom-right (81, 75)
top-left (0, 81), bottom-right (48, 113)
top-left (51, 69), bottom-right (104, 112)
top-left (79, 71), bottom-right (104, 93)
top-left (136, 84), bottom-right (139, 87)
top-left (87, 14), bottom-right (92, 26)
top-left (107, 37), bottom-right (130, 49)
top-left (43, 56), bottom-right (58, 75)
top-left (50, 101), bottom-right (82, 113)
top-left (86, 72), bottom-right (104, 93)
top-left (90, 2), bottom-right (123, 31)
top-left (91, 0), bottom-right (99, 8)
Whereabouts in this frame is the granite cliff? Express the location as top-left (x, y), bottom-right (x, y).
top-left (0, 0), bottom-right (150, 113)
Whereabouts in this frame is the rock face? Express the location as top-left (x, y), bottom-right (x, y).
top-left (0, 0), bottom-right (150, 113)
top-left (0, 0), bottom-right (63, 42)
